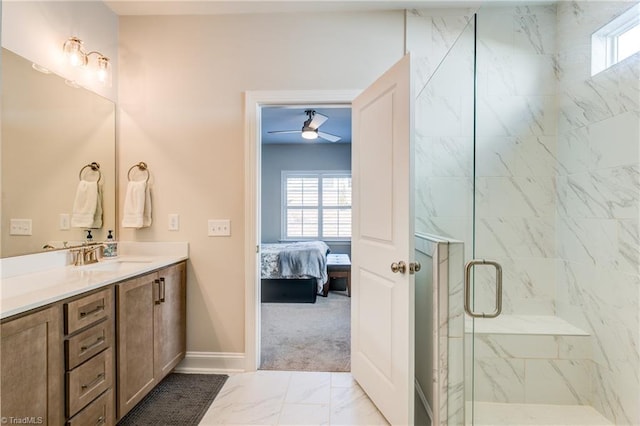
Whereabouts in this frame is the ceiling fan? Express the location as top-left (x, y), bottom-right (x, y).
top-left (268, 109), bottom-right (341, 142)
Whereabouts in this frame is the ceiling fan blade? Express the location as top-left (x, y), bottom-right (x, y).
top-left (308, 112), bottom-right (328, 129)
top-left (267, 130), bottom-right (301, 134)
top-left (318, 131), bottom-right (341, 142)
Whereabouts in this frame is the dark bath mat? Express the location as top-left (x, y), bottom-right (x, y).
top-left (117, 373), bottom-right (228, 426)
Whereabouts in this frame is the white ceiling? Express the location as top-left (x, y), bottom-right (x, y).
top-left (104, 0), bottom-right (481, 16)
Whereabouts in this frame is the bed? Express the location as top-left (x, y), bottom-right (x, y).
top-left (261, 240), bottom-right (330, 303)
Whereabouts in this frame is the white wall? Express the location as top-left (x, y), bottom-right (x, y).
top-left (118, 11), bottom-right (404, 357)
top-left (1, 0), bottom-right (118, 101)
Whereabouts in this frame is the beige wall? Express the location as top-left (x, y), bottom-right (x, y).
top-left (118, 11), bottom-right (405, 354)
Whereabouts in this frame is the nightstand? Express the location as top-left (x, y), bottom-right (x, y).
top-left (327, 254), bottom-right (351, 297)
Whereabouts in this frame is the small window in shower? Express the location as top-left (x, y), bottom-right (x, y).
top-left (592, 3), bottom-right (640, 75)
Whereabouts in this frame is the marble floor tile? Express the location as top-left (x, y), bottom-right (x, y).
top-left (285, 372), bottom-right (331, 404)
top-left (331, 372), bottom-right (356, 388)
top-left (329, 384), bottom-right (389, 425)
top-left (278, 403), bottom-right (330, 425)
top-left (200, 370), bottom-right (388, 426)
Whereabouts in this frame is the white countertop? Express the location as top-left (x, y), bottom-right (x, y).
top-left (0, 242), bottom-right (188, 320)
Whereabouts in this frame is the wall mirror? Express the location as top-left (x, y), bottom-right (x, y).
top-left (1, 47), bottom-right (116, 258)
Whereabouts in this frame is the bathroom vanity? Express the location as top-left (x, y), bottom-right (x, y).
top-left (0, 243), bottom-right (188, 425)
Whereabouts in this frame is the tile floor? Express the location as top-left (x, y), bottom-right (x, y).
top-left (199, 370), bottom-right (389, 426)
top-left (199, 370), bottom-right (615, 426)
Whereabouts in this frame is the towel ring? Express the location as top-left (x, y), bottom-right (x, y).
top-left (79, 162), bottom-right (102, 183)
top-left (127, 161), bottom-right (150, 183)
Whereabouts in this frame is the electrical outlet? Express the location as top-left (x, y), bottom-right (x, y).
top-left (208, 219), bottom-right (231, 237)
top-left (168, 214), bottom-right (180, 231)
top-left (10, 219), bottom-right (32, 235)
top-left (59, 213), bottom-right (70, 230)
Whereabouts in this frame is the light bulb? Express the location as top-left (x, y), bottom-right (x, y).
top-left (63, 37), bottom-right (87, 67)
top-left (301, 129), bottom-right (318, 140)
top-left (96, 56), bottom-right (112, 86)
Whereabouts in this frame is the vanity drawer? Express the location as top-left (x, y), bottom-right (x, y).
top-left (65, 288), bottom-right (112, 334)
top-left (67, 388), bottom-right (114, 426)
top-left (67, 347), bottom-right (113, 417)
top-left (66, 319), bottom-right (113, 370)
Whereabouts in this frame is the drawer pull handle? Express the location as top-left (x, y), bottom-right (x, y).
top-left (79, 305), bottom-right (105, 318)
top-left (80, 336), bottom-right (105, 353)
top-left (96, 415), bottom-right (105, 425)
top-left (81, 372), bottom-right (105, 390)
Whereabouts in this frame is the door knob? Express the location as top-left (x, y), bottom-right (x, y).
top-left (390, 261), bottom-right (407, 274)
top-left (410, 261), bottom-right (421, 274)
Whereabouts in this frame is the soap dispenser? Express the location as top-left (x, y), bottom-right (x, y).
top-left (103, 230), bottom-right (118, 258)
top-left (85, 229), bottom-right (93, 243)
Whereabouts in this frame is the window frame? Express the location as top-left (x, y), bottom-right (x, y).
top-left (592, 3), bottom-right (640, 75)
top-left (281, 170), bottom-right (352, 241)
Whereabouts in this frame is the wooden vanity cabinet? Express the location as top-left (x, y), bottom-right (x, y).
top-left (116, 262), bottom-right (186, 419)
top-left (63, 287), bottom-right (115, 425)
top-left (0, 305), bottom-right (64, 425)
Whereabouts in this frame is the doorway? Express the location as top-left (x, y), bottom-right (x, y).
top-left (259, 105), bottom-right (352, 372)
top-left (243, 90), bottom-right (360, 372)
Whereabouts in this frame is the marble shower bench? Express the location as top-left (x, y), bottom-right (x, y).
top-left (465, 315), bottom-right (592, 406)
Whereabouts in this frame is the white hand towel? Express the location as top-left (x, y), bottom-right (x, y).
top-left (71, 180), bottom-right (99, 228)
top-left (122, 180), bottom-right (152, 228)
top-left (142, 184), bottom-right (152, 227)
top-left (92, 184), bottom-right (103, 228)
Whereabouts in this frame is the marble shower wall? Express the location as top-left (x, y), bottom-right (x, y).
top-left (408, 9), bottom-right (475, 250)
top-left (555, 2), bottom-right (640, 424)
top-left (474, 4), bottom-right (559, 316)
top-left (410, 2), bottom-right (639, 424)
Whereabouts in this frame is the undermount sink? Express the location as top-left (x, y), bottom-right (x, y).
top-left (80, 258), bottom-right (153, 272)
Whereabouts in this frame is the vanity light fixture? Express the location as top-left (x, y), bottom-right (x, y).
top-left (62, 37), bottom-right (112, 86)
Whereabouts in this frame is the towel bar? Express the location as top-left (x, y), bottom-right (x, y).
top-left (78, 162), bottom-right (102, 183)
top-left (127, 162), bottom-right (150, 183)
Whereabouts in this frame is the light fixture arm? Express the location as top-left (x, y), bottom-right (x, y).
top-left (85, 50), bottom-right (105, 58)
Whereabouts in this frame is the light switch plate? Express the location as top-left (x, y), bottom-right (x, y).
top-left (10, 219), bottom-right (32, 235)
top-left (59, 213), bottom-right (70, 230)
top-left (168, 214), bottom-right (180, 231)
top-left (208, 219), bottom-right (231, 236)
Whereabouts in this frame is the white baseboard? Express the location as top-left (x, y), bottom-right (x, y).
top-left (174, 351), bottom-right (246, 374)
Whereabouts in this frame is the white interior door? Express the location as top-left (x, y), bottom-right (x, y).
top-left (351, 54), bottom-right (415, 426)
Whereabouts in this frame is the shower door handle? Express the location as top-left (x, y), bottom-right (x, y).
top-left (464, 259), bottom-right (503, 319)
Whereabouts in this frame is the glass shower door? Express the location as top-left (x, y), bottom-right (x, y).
top-left (411, 10), bottom-right (476, 425)
top-left (469, 3), bottom-right (564, 423)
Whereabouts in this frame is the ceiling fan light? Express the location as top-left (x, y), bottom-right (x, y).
top-left (301, 129), bottom-right (318, 140)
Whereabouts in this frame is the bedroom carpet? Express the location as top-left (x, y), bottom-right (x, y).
top-left (261, 291), bottom-right (351, 372)
top-left (117, 373), bottom-right (228, 425)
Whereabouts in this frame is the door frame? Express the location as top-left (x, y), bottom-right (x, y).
top-left (243, 89), bottom-right (361, 371)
